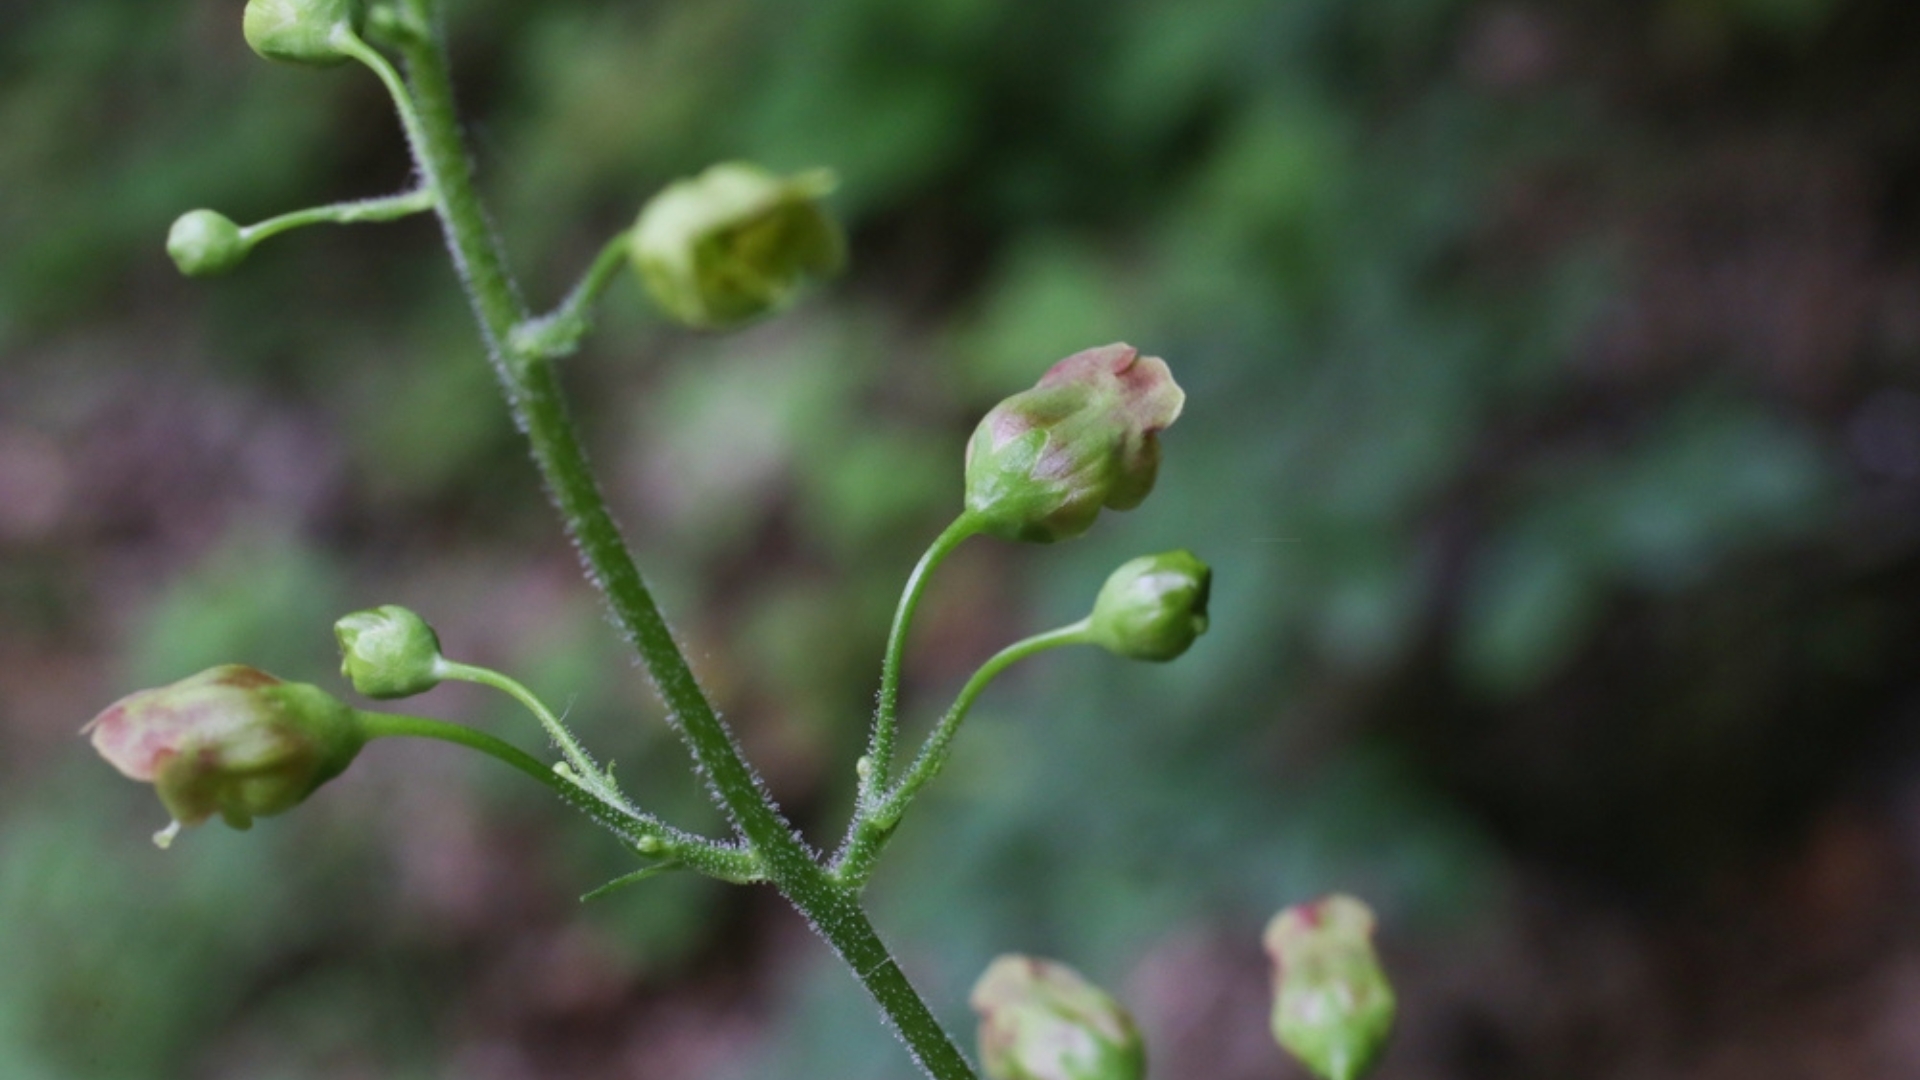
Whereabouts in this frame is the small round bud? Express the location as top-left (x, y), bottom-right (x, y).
top-left (971, 955), bottom-right (1145, 1080)
top-left (334, 605), bottom-right (444, 699)
top-left (243, 0), bottom-right (361, 66)
top-left (629, 162), bottom-right (846, 329)
top-left (84, 665), bottom-right (367, 837)
top-left (1087, 550), bottom-right (1211, 662)
top-left (964, 344), bottom-right (1185, 543)
top-left (167, 210), bottom-right (249, 277)
top-left (1264, 895), bottom-right (1396, 1080)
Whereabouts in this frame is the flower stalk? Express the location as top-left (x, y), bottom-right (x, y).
top-left (125, 5), bottom-right (1209, 1077)
top-left (374, 17), bottom-right (980, 1079)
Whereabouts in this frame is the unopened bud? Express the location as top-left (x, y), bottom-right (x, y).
top-left (84, 665), bottom-right (367, 839)
top-left (1087, 550), bottom-right (1210, 661)
top-left (334, 605), bottom-right (444, 699)
top-left (629, 162), bottom-right (845, 329)
top-left (964, 344), bottom-right (1184, 543)
top-left (167, 210), bottom-right (249, 278)
top-left (971, 955), bottom-right (1145, 1080)
top-left (243, 0), bottom-right (361, 66)
top-left (1264, 895), bottom-right (1396, 1080)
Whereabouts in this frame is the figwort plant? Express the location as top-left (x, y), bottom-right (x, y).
top-left (93, 2), bottom-right (1396, 1077)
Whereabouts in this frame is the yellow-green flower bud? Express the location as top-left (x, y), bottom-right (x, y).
top-left (964, 344), bottom-right (1185, 543)
top-left (84, 665), bottom-right (367, 842)
top-left (1264, 895), bottom-right (1396, 1080)
top-left (167, 210), bottom-right (249, 278)
top-left (243, 0), bottom-right (361, 66)
top-left (628, 162), bottom-right (845, 329)
top-left (1087, 550), bottom-right (1210, 661)
top-left (334, 605), bottom-right (445, 699)
top-left (970, 955), bottom-right (1146, 1080)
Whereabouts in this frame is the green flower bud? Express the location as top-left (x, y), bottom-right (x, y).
top-left (628, 162), bottom-right (845, 329)
top-left (1087, 550), bottom-right (1210, 661)
top-left (84, 665), bottom-right (367, 843)
top-left (970, 955), bottom-right (1146, 1080)
top-left (1264, 895), bottom-right (1396, 1080)
top-left (243, 0), bottom-right (361, 66)
top-left (334, 605), bottom-right (445, 699)
top-left (964, 344), bottom-right (1185, 543)
top-left (167, 210), bottom-right (249, 278)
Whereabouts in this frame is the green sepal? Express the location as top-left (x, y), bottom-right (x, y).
top-left (243, 0), bottom-right (363, 66)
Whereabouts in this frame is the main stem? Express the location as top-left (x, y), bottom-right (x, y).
top-left (390, 22), bottom-right (975, 1080)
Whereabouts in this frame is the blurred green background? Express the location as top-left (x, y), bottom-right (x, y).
top-left (6, 0), bottom-right (1920, 1077)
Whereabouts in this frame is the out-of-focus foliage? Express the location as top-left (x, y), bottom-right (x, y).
top-left (5, 0), bottom-right (1920, 1077)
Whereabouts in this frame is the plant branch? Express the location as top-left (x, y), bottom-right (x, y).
top-left (510, 229), bottom-right (633, 360)
top-left (836, 620), bottom-right (1091, 887)
top-left (381, 19), bottom-right (976, 1077)
top-left (435, 658), bottom-right (620, 803)
top-left (240, 187), bottom-right (436, 247)
top-left (859, 514), bottom-right (980, 808)
top-left (391, 20), bottom-right (782, 847)
top-left (883, 619), bottom-right (1091, 824)
top-left (356, 710), bottom-right (760, 882)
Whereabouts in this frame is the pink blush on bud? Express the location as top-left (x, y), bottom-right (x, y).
top-left (85, 700), bottom-right (178, 781)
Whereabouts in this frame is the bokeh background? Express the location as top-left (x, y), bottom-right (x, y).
top-left (6, 0), bottom-right (1920, 1076)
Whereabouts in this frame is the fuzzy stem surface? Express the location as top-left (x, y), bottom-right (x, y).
top-left (357, 710), bottom-right (758, 881)
top-left (436, 658), bottom-right (619, 803)
top-left (837, 619), bottom-right (1090, 886)
top-left (381, 18), bottom-right (978, 1079)
top-left (241, 187), bottom-right (436, 246)
top-left (860, 514), bottom-right (979, 808)
top-left (510, 229), bottom-right (633, 359)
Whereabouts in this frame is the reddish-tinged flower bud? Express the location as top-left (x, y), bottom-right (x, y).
top-left (1264, 895), bottom-right (1396, 1080)
top-left (84, 665), bottom-right (367, 845)
top-left (964, 344), bottom-right (1184, 543)
top-left (970, 955), bottom-right (1146, 1080)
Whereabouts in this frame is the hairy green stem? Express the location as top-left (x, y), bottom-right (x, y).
top-left (381, 17), bottom-right (977, 1078)
top-left (435, 658), bottom-right (619, 803)
top-left (883, 620), bottom-right (1090, 824)
top-left (837, 620), bottom-right (1090, 886)
top-left (509, 230), bottom-right (633, 360)
top-left (356, 710), bottom-right (759, 882)
top-left (860, 514), bottom-right (980, 807)
top-left (334, 29), bottom-right (432, 166)
top-left (241, 187), bottom-right (436, 246)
